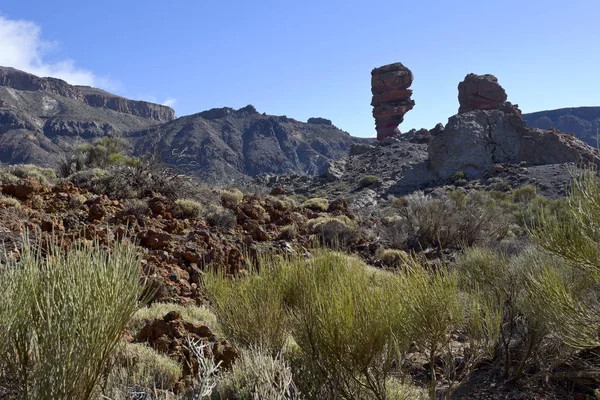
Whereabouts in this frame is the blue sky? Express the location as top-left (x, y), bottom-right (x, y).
top-left (0, 0), bottom-right (598, 137)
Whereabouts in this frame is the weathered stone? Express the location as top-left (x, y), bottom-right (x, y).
top-left (371, 62), bottom-right (415, 141)
top-left (458, 73), bottom-right (507, 113)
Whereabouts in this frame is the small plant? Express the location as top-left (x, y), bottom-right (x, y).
top-left (512, 185), bottom-right (537, 203)
top-left (128, 303), bottom-right (219, 337)
top-left (6, 164), bottom-right (57, 185)
top-left (301, 197), bottom-right (329, 212)
top-left (206, 205), bottom-right (237, 230)
top-left (0, 196), bottom-right (20, 208)
top-left (214, 347), bottom-right (295, 400)
top-left (378, 248), bottom-right (410, 268)
top-left (220, 188), bottom-right (244, 204)
top-left (105, 343), bottom-right (182, 392)
top-left (359, 175), bottom-right (380, 188)
top-left (173, 199), bottom-right (203, 219)
top-left (307, 216), bottom-right (360, 247)
top-left (123, 199), bottom-right (151, 220)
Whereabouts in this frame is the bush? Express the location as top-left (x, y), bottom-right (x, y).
top-left (381, 191), bottom-right (509, 250)
top-left (58, 137), bottom-right (139, 176)
top-left (0, 234), bottom-right (151, 400)
top-left (358, 175), bottom-right (379, 188)
top-left (220, 188), bottom-right (244, 204)
top-left (307, 216), bottom-right (360, 247)
top-left (512, 185), bottom-right (537, 203)
top-left (378, 248), bottom-right (410, 269)
top-left (106, 343), bottom-right (182, 392)
top-left (206, 205), bottom-right (237, 231)
top-left (0, 196), bottom-right (20, 208)
top-left (301, 198), bottom-right (329, 212)
top-left (214, 347), bottom-right (295, 400)
top-left (204, 260), bottom-right (288, 355)
top-left (173, 199), bottom-right (203, 219)
top-left (123, 199), bottom-right (151, 220)
top-left (5, 164), bottom-right (56, 185)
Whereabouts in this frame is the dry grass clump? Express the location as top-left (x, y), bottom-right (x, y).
top-left (220, 188), bottom-right (244, 204)
top-left (0, 234), bottom-right (151, 400)
top-left (378, 248), bottom-right (410, 268)
top-left (173, 198), bottom-right (203, 219)
top-left (301, 197), bottom-right (329, 212)
top-left (307, 216), bottom-right (359, 247)
top-left (105, 343), bottom-right (182, 393)
top-left (205, 205), bottom-right (237, 230)
top-left (5, 164), bottom-right (57, 185)
top-left (381, 190), bottom-right (509, 250)
top-left (0, 196), bottom-right (20, 208)
top-left (213, 347), bottom-right (295, 400)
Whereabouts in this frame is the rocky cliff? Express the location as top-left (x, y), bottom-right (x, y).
top-left (523, 106), bottom-right (600, 147)
top-left (0, 67), bottom-right (175, 122)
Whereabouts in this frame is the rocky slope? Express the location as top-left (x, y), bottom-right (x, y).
top-left (0, 66), bottom-right (363, 181)
top-left (130, 106), bottom-right (365, 184)
top-left (523, 106), bottom-right (600, 147)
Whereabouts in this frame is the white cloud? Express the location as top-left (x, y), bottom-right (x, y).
top-left (162, 98), bottom-right (176, 107)
top-left (0, 15), bottom-right (116, 89)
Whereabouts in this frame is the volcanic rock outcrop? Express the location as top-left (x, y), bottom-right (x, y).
top-left (428, 74), bottom-right (600, 179)
top-left (371, 63), bottom-right (415, 141)
top-left (457, 73), bottom-right (508, 113)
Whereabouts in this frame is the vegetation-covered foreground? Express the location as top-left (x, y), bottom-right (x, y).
top-left (0, 140), bottom-right (600, 399)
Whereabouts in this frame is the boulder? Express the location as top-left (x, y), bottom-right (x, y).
top-left (458, 73), bottom-right (507, 113)
top-left (371, 62), bottom-right (415, 141)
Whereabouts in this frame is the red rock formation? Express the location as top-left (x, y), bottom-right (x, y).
top-left (458, 73), bottom-right (507, 113)
top-left (371, 63), bottom-right (415, 141)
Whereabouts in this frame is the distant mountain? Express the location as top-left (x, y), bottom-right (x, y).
top-left (0, 66), bottom-right (364, 181)
top-left (523, 107), bottom-right (600, 147)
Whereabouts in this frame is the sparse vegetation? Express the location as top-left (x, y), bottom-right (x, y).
top-left (359, 175), bottom-right (380, 187)
top-left (301, 197), bottom-right (329, 212)
top-left (173, 198), bottom-right (204, 219)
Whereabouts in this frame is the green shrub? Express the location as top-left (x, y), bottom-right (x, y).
top-left (306, 216), bottom-right (359, 247)
top-left (173, 199), bottom-right (203, 219)
top-left (6, 164), bottom-right (56, 185)
top-left (0, 234), bottom-right (151, 400)
top-left (123, 199), bottom-right (150, 220)
top-left (378, 249), bottom-right (410, 268)
top-left (358, 175), bottom-right (379, 188)
top-left (381, 191), bottom-right (509, 250)
top-left (0, 196), bottom-right (20, 208)
top-left (220, 188), bottom-right (244, 204)
top-left (214, 347), bottom-right (295, 400)
top-left (512, 185), bottom-right (537, 203)
top-left (301, 198), bottom-right (329, 212)
top-left (58, 137), bottom-right (139, 176)
top-left (206, 205), bottom-right (237, 230)
top-left (204, 260), bottom-right (288, 355)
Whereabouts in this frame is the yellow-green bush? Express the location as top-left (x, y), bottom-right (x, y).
top-left (6, 164), bottom-right (56, 185)
top-left (307, 216), bottom-right (359, 247)
top-left (378, 248), bottom-right (410, 268)
top-left (173, 198), bottom-right (203, 219)
top-left (220, 188), bottom-right (244, 204)
top-left (301, 197), bottom-right (329, 212)
top-left (0, 196), bottom-right (20, 208)
top-left (0, 234), bottom-right (151, 400)
top-left (106, 343), bottom-right (182, 392)
top-left (213, 347), bottom-right (295, 400)
top-left (358, 175), bottom-right (380, 188)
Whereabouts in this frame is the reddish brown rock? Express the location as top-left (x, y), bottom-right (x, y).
top-left (458, 73), bottom-right (508, 113)
top-left (139, 229), bottom-right (173, 250)
top-left (371, 62), bottom-right (415, 141)
top-left (3, 179), bottom-right (44, 199)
